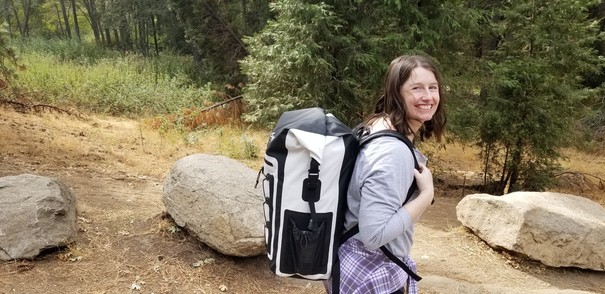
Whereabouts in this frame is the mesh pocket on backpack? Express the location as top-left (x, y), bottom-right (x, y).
top-left (280, 209), bottom-right (333, 276)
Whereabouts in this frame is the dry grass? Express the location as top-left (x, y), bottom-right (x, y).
top-left (420, 140), bottom-right (605, 205)
top-left (561, 148), bottom-right (605, 176)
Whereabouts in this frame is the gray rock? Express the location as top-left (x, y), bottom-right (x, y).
top-left (0, 174), bottom-right (77, 260)
top-left (162, 154), bottom-right (264, 257)
top-left (456, 192), bottom-right (605, 271)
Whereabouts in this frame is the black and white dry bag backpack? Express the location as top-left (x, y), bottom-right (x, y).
top-left (256, 107), bottom-right (423, 290)
top-left (257, 107), bottom-right (358, 279)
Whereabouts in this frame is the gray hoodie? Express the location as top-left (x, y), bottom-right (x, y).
top-left (344, 135), bottom-right (428, 257)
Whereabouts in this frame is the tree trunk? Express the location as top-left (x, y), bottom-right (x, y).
top-left (119, 18), bottom-right (131, 51)
top-left (151, 15), bottom-right (159, 56)
top-left (3, 0), bottom-right (12, 37)
top-left (20, 0), bottom-right (32, 37)
top-left (54, 3), bottom-right (65, 37)
top-left (507, 143), bottom-right (522, 193)
top-left (104, 28), bottom-right (111, 47)
top-left (59, 0), bottom-right (71, 38)
top-left (482, 143), bottom-right (492, 186)
top-left (9, 0), bottom-right (22, 36)
top-left (499, 146), bottom-right (510, 194)
top-left (113, 29), bottom-right (120, 50)
top-left (90, 0), bottom-right (100, 43)
top-left (139, 20), bottom-right (147, 55)
top-left (84, 0), bottom-right (100, 43)
top-left (70, 0), bottom-right (81, 41)
top-left (98, 20), bottom-right (105, 46)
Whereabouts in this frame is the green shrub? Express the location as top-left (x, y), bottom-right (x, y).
top-left (13, 37), bottom-right (119, 65)
top-left (18, 50), bottom-right (213, 116)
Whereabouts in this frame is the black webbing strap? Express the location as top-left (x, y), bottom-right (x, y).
top-left (379, 246), bottom-right (422, 281)
top-left (340, 225), bottom-right (359, 245)
top-left (330, 223), bottom-right (360, 293)
top-left (360, 129), bottom-right (433, 206)
top-left (332, 251), bottom-right (342, 294)
top-left (304, 159), bottom-right (321, 230)
top-left (306, 159), bottom-right (320, 230)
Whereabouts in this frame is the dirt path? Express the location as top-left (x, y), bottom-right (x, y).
top-left (1, 108), bottom-right (604, 294)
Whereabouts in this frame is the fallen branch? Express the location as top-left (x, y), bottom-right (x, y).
top-left (199, 95), bottom-right (242, 113)
top-left (31, 103), bottom-right (75, 116)
top-left (555, 171), bottom-right (605, 190)
top-left (555, 171), bottom-right (604, 183)
top-left (1, 97), bottom-right (80, 117)
top-left (0, 97), bottom-right (29, 110)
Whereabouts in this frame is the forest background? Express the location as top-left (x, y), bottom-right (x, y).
top-left (1, 0), bottom-right (605, 196)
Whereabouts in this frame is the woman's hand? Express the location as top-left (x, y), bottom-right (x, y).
top-left (403, 163), bottom-right (434, 222)
top-left (414, 163), bottom-right (434, 199)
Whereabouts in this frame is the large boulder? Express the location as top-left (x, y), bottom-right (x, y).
top-left (456, 192), bottom-right (605, 271)
top-left (163, 154), bottom-right (264, 257)
top-left (0, 174), bottom-right (78, 260)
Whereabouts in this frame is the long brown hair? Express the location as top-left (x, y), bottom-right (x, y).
top-left (365, 55), bottom-right (446, 142)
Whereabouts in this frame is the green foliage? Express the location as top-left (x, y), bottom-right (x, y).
top-left (240, 134), bottom-right (259, 159)
top-left (167, 0), bottom-right (270, 86)
top-left (202, 127), bottom-right (261, 160)
top-left (240, 0), bottom-right (339, 126)
top-left (18, 48), bottom-right (213, 116)
top-left (578, 86), bottom-right (605, 151)
top-left (241, 0), bottom-right (462, 126)
top-left (0, 23), bottom-right (23, 84)
top-left (13, 37), bottom-right (120, 64)
top-left (167, 225), bottom-right (181, 234)
top-left (430, 1), bottom-right (487, 141)
top-left (5, 0), bottom-right (605, 191)
top-left (470, 0), bottom-right (603, 193)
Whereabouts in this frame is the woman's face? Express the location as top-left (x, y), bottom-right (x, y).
top-left (399, 66), bottom-right (440, 132)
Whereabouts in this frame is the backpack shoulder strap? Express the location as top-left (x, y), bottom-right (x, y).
top-left (358, 129), bottom-right (419, 170)
top-left (380, 246), bottom-right (422, 281)
top-left (358, 130), bottom-right (420, 206)
top-left (338, 224), bottom-right (423, 283)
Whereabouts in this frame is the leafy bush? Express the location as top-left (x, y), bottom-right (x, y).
top-left (0, 24), bottom-right (24, 87)
top-left (17, 50), bottom-right (214, 116)
top-left (13, 37), bottom-right (119, 65)
top-left (241, 0), bottom-right (339, 126)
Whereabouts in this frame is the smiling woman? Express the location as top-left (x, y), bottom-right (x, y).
top-left (371, 55), bottom-right (447, 143)
top-left (400, 67), bottom-right (441, 132)
top-left (324, 55), bottom-right (447, 294)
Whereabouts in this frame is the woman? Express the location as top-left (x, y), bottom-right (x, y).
top-left (326, 55), bottom-right (446, 294)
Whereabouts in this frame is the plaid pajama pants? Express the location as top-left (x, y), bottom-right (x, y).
top-left (324, 238), bottom-right (418, 294)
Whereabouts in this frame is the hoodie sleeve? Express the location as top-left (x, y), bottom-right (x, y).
top-left (355, 137), bottom-right (416, 250)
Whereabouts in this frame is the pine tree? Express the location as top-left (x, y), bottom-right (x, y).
top-left (241, 0), bottom-right (459, 126)
top-left (472, 0), bottom-right (603, 193)
top-left (240, 0), bottom-right (339, 125)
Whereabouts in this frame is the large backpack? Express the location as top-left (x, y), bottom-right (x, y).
top-left (256, 107), bottom-right (421, 290)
